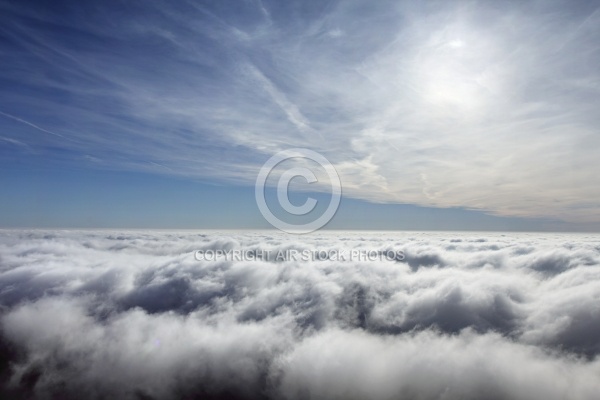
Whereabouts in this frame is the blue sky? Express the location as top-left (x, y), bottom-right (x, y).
top-left (1, 0), bottom-right (599, 230)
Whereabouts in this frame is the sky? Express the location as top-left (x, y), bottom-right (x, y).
top-left (1, 0), bottom-right (600, 231)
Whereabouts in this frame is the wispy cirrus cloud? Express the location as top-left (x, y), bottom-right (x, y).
top-left (1, 0), bottom-right (600, 224)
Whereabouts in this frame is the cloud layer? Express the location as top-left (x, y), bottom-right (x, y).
top-left (2, 0), bottom-right (600, 223)
top-left (1, 230), bottom-right (600, 399)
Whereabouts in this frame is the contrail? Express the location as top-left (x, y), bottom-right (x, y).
top-left (0, 110), bottom-right (65, 139)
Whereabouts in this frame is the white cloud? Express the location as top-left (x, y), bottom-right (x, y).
top-left (1, 230), bottom-right (600, 398)
top-left (3, 1), bottom-right (600, 223)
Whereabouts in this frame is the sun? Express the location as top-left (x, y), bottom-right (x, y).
top-left (448, 39), bottom-right (465, 48)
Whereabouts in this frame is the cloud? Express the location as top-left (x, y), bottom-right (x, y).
top-left (274, 328), bottom-right (600, 400)
top-left (0, 111), bottom-right (66, 140)
top-left (2, 1), bottom-right (600, 223)
top-left (1, 230), bottom-right (600, 398)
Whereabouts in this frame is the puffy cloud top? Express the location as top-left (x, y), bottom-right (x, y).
top-left (1, 230), bottom-right (600, 399)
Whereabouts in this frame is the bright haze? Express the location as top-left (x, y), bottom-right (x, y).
top-left (1, 0), bottom-right (600, 231)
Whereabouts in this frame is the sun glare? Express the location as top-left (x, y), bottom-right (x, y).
top-left (448, 39), bottom-right (465, 48)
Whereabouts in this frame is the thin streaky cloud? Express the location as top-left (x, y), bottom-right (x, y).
top-left (0, 111), bottom-right (65, 139)
top-left (1, 0), bottom-right (599, 227)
